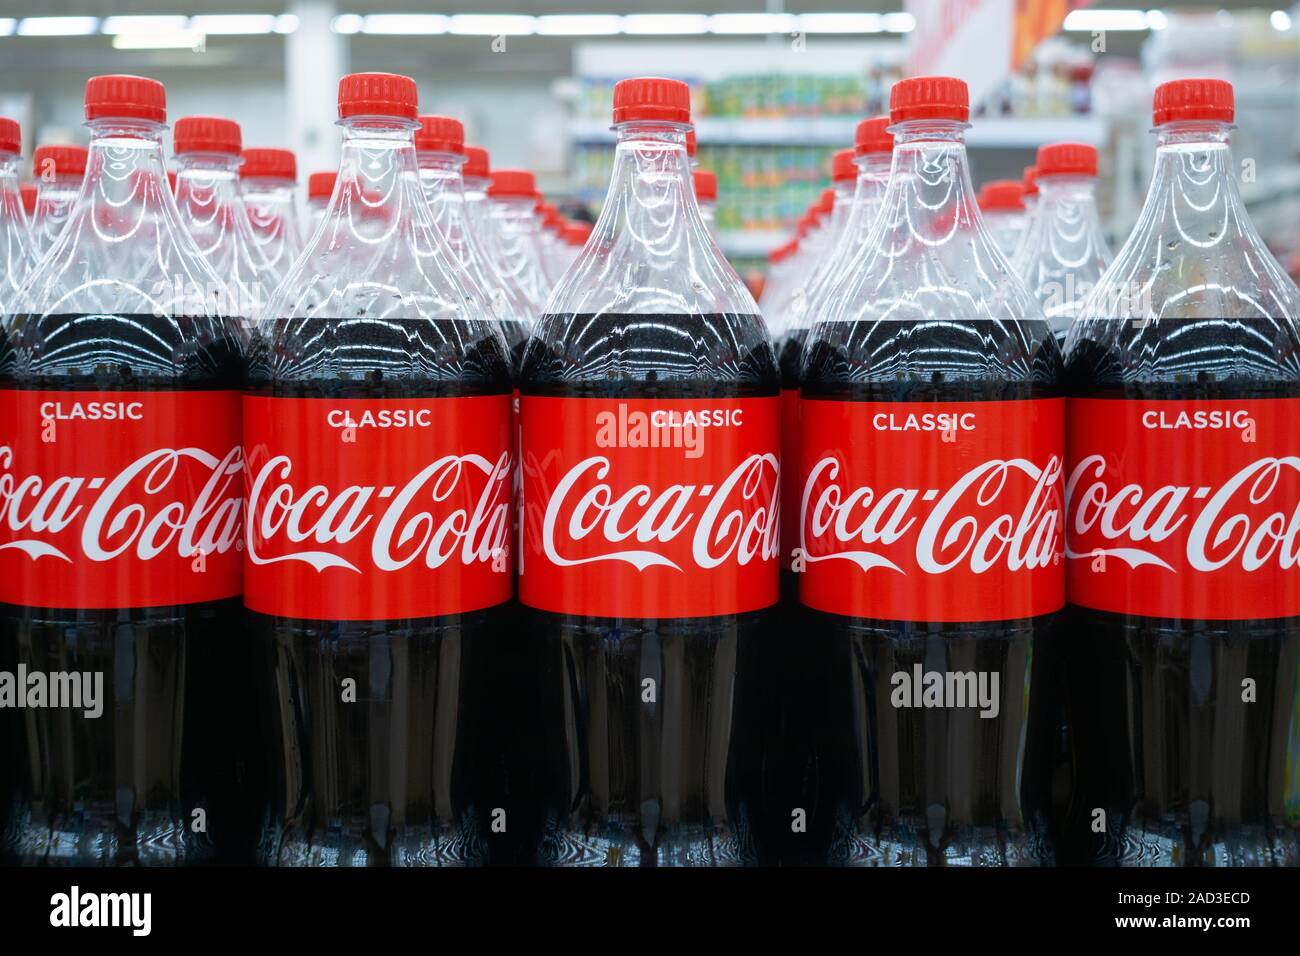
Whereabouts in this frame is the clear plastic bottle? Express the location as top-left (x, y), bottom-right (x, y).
top-left (1063, 78), bottom-right (1300, 867)
top-left (29, 145), bottom-right (87, 261)
top-left (1013, 143), bottom-right (1111, 343)
top-left (487, 168), bottom-right (552, 315)
top-left (1, 74), bottom-right (246, 865)
top-left (519, 76), bottom-right (778, 866)
top-left (415, 114), bottom-right (531, 370)
top-left (305, 170), bottom-right (335, 236)
top-left (756, 238), bottom-right (797, 341)
top-left (559, 219), bottom-right (591, 275)
top-left (239, 147), bottom-right (303, 278)
top-left (800, 76), bottom-right (1062, 866)
top-left (172, 116), bottom-right (279, 320)
top-left (1022, 164), bottom-right (1039, 215)
top-left (537, 200), bottom-right (569, 284)
top-left (460, 146), bottom-right (498, 250)
top-left (693, 168), bottom-right (718, 241)
top-left (0, 118), bottom-right (33, 311)
top-left (977, 180), bottom-right (1027, 260)
top-left (245, 72), bottom-right (514, 867)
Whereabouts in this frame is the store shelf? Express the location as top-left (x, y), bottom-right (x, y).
top-left (569, 115), bottom-right (1106, 148)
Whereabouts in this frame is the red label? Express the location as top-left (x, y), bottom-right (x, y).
top-left (1066, 398), bottom-right (1300, 620)
top-left (0, 389), bottom-right (243, 609)
top-left (520, 396), bottom-right (780, 618)
top-left (243, 395), bottom-right (513, 621)
top-left (799, 398), bottom-right (1065, 622)
top-left (781, 387), bottom-right (800, 572)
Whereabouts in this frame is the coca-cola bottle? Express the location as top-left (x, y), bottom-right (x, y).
top-left (415, 114), bottom-right (530, 371)
top-left (306, 170), bottom-right (335, 236)
top-left (799, 76), bottom-right (1063, 866)
top-left (460, 146), bottom-right (499, 251)
top-left (693, 169), bottom-right (718, 240)
top-left (173, 116), bottom-right (279, 318)
top-left (244, 72), bottom-right (514, 867)
top-left (538, 201), bottom-right (568, 284)
top-left (1063, 78), bottom-right (1300, 866)
top-left (977, 180), bottom-right (1027, 260)
top-left (519, 76), bottom-right (779, 866)
top-left (487, 169), bottom-right (553, 315)
top-left (0, 74), bottom-right (246, 865)
top-left (240, 147), bottom-right (303, 278)
top-left (1014, 143), bottom-right (1111, 343)
top-left (559, 220), bottom-right (591, 274)
top-left (1022, 165), bottom-right (1039, 215)
top-left (29, 145), bottom-right (88, 260)
top-left (0, 119), bottom-right (33, 308)
top-left (20, 185), bottom-right (36, 222)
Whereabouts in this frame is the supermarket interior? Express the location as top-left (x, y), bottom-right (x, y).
top-left (1, 0), bottom-right (1299, 283)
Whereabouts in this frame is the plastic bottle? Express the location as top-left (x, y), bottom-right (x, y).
top-left (0, 118), bottom-right (33, 309)
top-left (29, 145), bottom-right (88, 260)
top-left (977, 180), bottom-right (1027, 260)
top-left (487, 169), bottom-right (552, 315)
top-left (240, 147), bottom-right (303, 278)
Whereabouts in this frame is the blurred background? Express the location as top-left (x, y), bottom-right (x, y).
top-left (2, 0), bottom-right (1298, 277)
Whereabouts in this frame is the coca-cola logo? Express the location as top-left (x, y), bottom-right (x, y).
top-left (1065, 454), bottom-right (1300, 573)
top-left (539, 452), bottom-right (779, 572)
top-left (801, 455), bottom-right (1062, 575)
top-left (246, 451), bottom-right (512, 574)
top-left (0, 444), bottom-right (244, 564)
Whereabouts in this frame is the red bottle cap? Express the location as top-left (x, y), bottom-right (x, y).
top-left (0, 118), bottom-right (19, 155)
top-left (1036, 142), bottom-right (1097, 178)
top-left (563, 221), bottom-right (593, 245)
top-left (174, 116), bottom-right (241, 156)
top-left (415, 115), bottom-right (465, 155)
top-left (167, 169), bottom-right (177, 192)
top-left (241, 148), bottom-right (296, 181)
top-left (855, 116), bottom-right (893, 155)
top-left (686, 128), bottom-right (697, 157)
top-left (488, 168), bottom-right (537, 199)
top-left (463, 146), bottom-right (489, 179)
top-left (20, 183), bottom-right (36, 216)
top-left (33, 144), bottom-right (88, 178)
top-left (831, 149), bottom-right (857, 182)
top-left (85, 75), bottom-right (166, 123)
top-left (890, 75), bottom-right (969, 124)
top-left (816, 188), bottom-right (835, 216)
top-left (978, 180), bottom-right (1026, 212)
top-left (693, 169), bottom-right (717, 201)
top-left (1022, 165), bottom-right (1039, 197)
top-left (338, 72), bottom-right (418, 121)
top-left (769, 240), bottom-right (797, 263)
top-left (612, 77), bottom-right (691, 125)
top-left (1153, 78), bottom-right (1234, 126)
top-left (308, 170), bottom-right (336, 201)
top-left (541, 203), bottom-right (564, 230)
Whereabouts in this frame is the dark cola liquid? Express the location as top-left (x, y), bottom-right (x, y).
top-left (798, 318), bottom-right (1063, 866)
top-left (1063, 317), bottom-right (1300, 866)
top-left (519, 312), bottom-right (778, 866)
top-left (0, 312), bottom-right (246, 865)
top-left (245, 316), bottom-right (521, 866)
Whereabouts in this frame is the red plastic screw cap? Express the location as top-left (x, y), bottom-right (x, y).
top-left (174, 116), bottom-right (241, 156)
top-left (612, 77), bottom-right (691, 125)
top-left (33, 144), bottom-right (88, 178)
top-left (241, 148), bottom-right (296, 181)
top-left (831, 148), bottom-right (857, 182)
top-left (890, 75), bottom-right (969, 124)
top-left (563, 221), bottom-right (592, 245)
top-left (463, 146), bottom-right (490, 180)
top-left (0, 118), bottom-right (20, 155)
top-left (855, 116), bottom-right (893, 155)
top-left (488, 168), bottom-right (537, 199)
top-left (693, 169), bottom-right (717, 201)
top-left (20, 183), bottom-right (36, 215)
top-left (1036, 142), bottom-right (1098, 178)
top-left (686, 128), bottom-right (697, 157)
top-left (415, 115), bottom-right (465, 155)
top-left (338, 72), bottom-right (418, 121)
top-left (308, 170), bottom-right (337, 201)
top-left (979, 180), bottom-right (1026, 212)
top-left (1153, 78), bottom-right (1234, 126)
top-left (85, 75), bottom-right (166, 123)
top-left (1022, 165), bottom-right (1039, 197)
top-left (816, 188), bottom-right (835, 216)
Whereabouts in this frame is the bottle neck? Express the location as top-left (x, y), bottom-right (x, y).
top-left (491, 194), bottom-right (545, 233)
top-left (881, 121), bottom-right (981, 239)
top-left (1035, 175), bottom-right (1101, 217)
top-left (1148, 121), bottom-right (1239, 207)
top-left (0, 154), bottom-right (18, 181)
top-left (241, 176), bottom-right (296, 201)
top-left (83, 119), bottom-right (171, 204)
top-left (335, 117), bottom-right (423, 227)
top-left (599, 119), bottom-right (707, 241)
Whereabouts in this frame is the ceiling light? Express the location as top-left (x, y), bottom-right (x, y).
top-left (622, 14), bottom-right (709, 35)
top-left (882, 12), bottom-right (915, 32)
top-left (190, 14), bottom-right (278, 35)
top-left (709, 13), bottom-right (798, 34)
top-left (274, 14), bottom-right (299, 34)
top-left (0, 18), bottom-right (19, 37)
top-left (448, 14), bottom-right (535, 36)
top-left (798, 13), bottom-right (884, 34)
top-left (361, 14), bottom-right (449, 34)
top-left (17, 16), bottom-right (100, 36)
top-left (332, 14), bottom-right (363, 34)
top-left (1063, 9), bottom-right (1151, 31)
top-left (1145, 10), bottom-right (1169, 30)
top-left (112, 29), bottom-right (205, 50)
top-left (101, 16), bottom-right (189, 35)
top-left (536, 15), bottom-right (622, 36)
